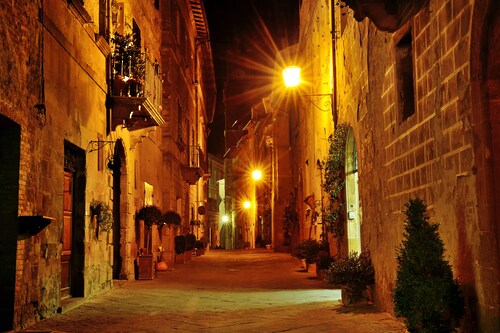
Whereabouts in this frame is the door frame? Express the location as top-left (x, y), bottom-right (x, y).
top-left (63, 141), bottom-right (86, 298)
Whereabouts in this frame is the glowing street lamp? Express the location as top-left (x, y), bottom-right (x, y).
top-left (282, 66), bottom-right (301, 87)
top-left (252, 169), bottom-right (262, 181)
top-left (243, 201), bottom-right (251, 209)
top-left (282, 65), bottom-right (333, 113)
top-left (222, 215), bottom-right (229, 223)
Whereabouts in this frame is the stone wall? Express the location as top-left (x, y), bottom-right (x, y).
top-left (335, 0), bottom-right (499, 331)
top-left (290, 0), bottom-right (335, 244)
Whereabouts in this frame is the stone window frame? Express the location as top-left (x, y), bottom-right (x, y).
top-left (67, 0), bottom-right (92, 25)
top-left (393, 21), bottom-right (417, 125)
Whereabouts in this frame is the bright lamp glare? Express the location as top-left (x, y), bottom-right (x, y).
top-left (243, 201), bottom-right (251, 209)
top-left (283, 66), bottom-right (301, 87)
top-left (252, 170), bottom-right (262, 181)
top-left (222, 215), bottom-right (229, 223)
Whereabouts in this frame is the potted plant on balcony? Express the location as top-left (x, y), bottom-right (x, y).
top-left (324, 251), bottom-right (375, 306)
top-left (111, 32), bottom-right (145, 97)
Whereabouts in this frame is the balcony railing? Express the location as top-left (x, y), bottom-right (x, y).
top-left (181, 145), bottom-right (208, 185)
top-left (110, 54), bottom-right (165, 130)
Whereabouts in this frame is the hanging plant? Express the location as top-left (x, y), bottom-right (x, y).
top-left (136, 205), bottom-right (163, 228)
top-left (163, 210), bottom-right (181, 226)
top-left (90, 200), bottom-right (113, 232)
top-left (322, 123), bottom-right (350, 242)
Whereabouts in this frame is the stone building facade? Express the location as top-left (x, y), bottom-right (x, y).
top-left (207, 152), bottom-right (224, 248)
top-left (0, 0), bottom-right (214, 330)
top-left (259, 0), bottom-right (499, 331)
top-left (333, 1), bottom-right (499, 331)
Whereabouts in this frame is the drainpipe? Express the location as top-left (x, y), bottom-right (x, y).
top-left (331, 1), bottom-right (338, 127)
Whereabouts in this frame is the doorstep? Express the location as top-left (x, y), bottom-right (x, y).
top-left (58, 297), bottom-right (86, 314)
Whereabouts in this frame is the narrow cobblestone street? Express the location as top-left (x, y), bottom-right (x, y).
top-left (22, 250), bottom-right (406, 333)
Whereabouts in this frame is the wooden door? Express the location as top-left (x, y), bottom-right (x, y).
top-left (61, 171), bottom-right (73, 299)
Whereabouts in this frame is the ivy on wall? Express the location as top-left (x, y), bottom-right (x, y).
top-left (322, 123), bottom-right (350, 247)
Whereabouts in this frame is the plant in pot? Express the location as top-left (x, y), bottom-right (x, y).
top-left (324, 251), bottom-right (375, 305)
top-left (185, 233), bottom-right (196, 261)
top-left (316, 251), bottom-right (334, 280)
top-left (194, 240), bottom-right (205, 256)
top-left (136, 205), bottom-right (163, 254)
top-left (174, 235), bottom-right (186, 264)
top-left (110, 32), bottom-right (146, 97)
top-left (163, 210), bottom-right (181, 227)
top-left (90, 200), bottom-right (113, 234)
top-left (294, 239), bottom-right (325, 272)
top-left (393, 197), bottom-right (464, 332)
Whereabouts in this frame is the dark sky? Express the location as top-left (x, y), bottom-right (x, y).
top-left (204, 0), bottom-right (299, 156)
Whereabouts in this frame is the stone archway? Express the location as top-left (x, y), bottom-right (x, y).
top-left (112, 139), bottom-right (129, 279)
top-left (345, 128), bottom-right (361, 254)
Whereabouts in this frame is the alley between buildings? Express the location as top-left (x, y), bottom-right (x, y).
top-left (22, 250), bottom-right (405, 333)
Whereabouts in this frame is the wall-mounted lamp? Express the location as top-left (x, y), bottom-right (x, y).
top-left (87, 140), bottom-right (116, 153)
top-left (252, 169), bottom-right (262, 181)
top-left (282, 66), bottom-right (333, 113)
top-left (282, 66), bottom-right (301, 87)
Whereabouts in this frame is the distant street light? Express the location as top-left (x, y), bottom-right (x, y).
top-left (222, 215), bottom-right (229, 223)
top-left (252, 169), bottom-right (262, 181)
top-left (243, 201), bottom-right (251, 209)
top-left (282, 66), bottom-right (301, 87)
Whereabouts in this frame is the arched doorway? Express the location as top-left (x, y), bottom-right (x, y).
top-left (345, 129), bottom-right (361, 254)
top-left (112, 139), bottom-right (128, 279)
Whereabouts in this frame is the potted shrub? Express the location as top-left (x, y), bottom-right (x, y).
top-left (393, 197), bottom-right (464, 332)
top-left (163, 210), bottom-right (181, 226)
top-left (185, 233), bottom-right (196, 261)
top-left (90, 200), bottom-right (113, 234)
top-left (174, 235), bottom-right (186, 264)
top-left (136, 205), bottom-right (163, 253)
top-left (194, 240), bottom-right (205, 256)
top-left (294, 239), bottom-right (325, 272)
top-left (324, 251), bottom-right (375, 305)
top-left (316, 251), bottom-right (334, 280)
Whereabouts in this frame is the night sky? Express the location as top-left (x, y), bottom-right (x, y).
top-left (204, 0), bottom-right (299, 156)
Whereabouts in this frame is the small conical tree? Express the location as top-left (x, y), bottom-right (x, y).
top-left (393, 197), bottom-right (464, 333)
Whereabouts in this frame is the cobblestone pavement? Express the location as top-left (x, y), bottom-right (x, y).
top-left (22, 249), bottom-right (407, 333)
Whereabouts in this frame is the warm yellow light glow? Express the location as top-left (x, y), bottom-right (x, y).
top-left (252, 169), bottom-right (262, 181)
top-left (222, 215), bottom-right (229, 223)
top-left (283, 66), bottom-right (301, 87)
top-left (243, 201), bottom-right (251, 209)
